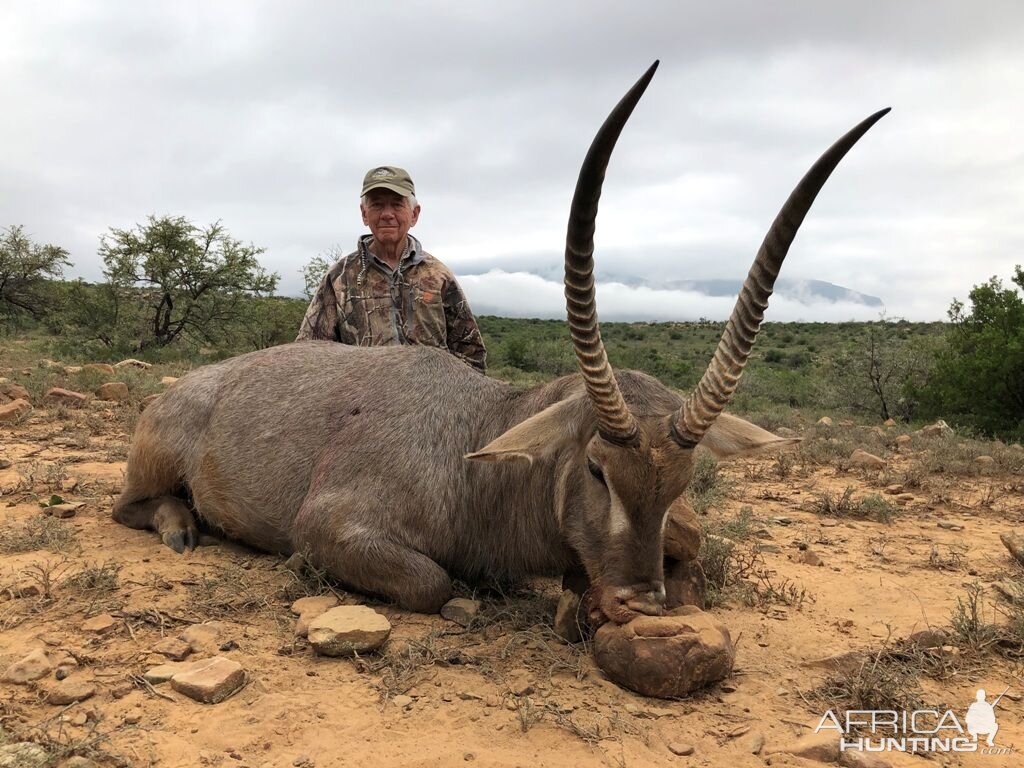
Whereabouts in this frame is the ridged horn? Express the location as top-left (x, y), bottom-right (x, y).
top-left (565, 61), bottom-right (659, 445)
top-left (672, 108), bottom-right (891, 446)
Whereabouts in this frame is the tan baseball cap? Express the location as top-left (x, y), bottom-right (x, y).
top-left (361, 166), bottom-right (416, 197)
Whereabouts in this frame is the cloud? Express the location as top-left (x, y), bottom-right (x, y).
top-left (2, 1), bottom-right (1023, 321)
top-left (459, 270), bottom-right (884, 322)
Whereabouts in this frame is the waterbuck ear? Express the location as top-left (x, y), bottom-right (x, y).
top-left (465, 396), bottom-right (589, 465)
top-left (700, 412), bottom-right (801, 459)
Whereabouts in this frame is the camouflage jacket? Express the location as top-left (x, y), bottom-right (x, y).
top-left (296, 235), bottom-right (487, 373)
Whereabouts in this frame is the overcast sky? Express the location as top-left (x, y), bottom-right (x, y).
top-left (3, 1), bottom-right (1023, 322)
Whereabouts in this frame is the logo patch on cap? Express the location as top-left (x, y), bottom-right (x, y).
top-left (371, 167), bottom-right (395, 178)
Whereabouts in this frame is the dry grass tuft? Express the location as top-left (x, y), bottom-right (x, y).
top-left (0, 514), bottom-right (78, 554)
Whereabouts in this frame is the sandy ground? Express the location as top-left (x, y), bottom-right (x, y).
top-left (2, 358), bottom-right (1024, 768)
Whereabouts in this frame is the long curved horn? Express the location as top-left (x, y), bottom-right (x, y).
top-left (565, 61), bottom-right (659, 445)
top-left (672, 108), bottom-right (891, 447)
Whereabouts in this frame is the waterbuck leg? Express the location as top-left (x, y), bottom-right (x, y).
top-left (112, 495), bottom-right (199, 554)
top-left (293, 507), bottom-right (452, 614)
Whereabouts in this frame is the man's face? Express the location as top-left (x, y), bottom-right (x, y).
top-left (360, 189), bottom-right (420, 246)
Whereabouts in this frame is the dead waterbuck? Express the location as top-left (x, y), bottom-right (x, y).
top-left (113, 62), bottom-right (887, 624)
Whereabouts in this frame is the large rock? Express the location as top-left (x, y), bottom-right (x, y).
top-left (94, 382), bottom-right (129, 401)
top-left (169, 656), bottom-right (246, 704)
top-left (44, 387), bottom-right (87, 407)
top-left (0, 398), bottom-right (31, 424)
top-left (0, 381), bottom-right (30, 403)
top-left (592, 606), bottom-right (734, 698)
top-left (919, 420), bottom-right (953, 438)
top-left (180, 621), bottom-right (233, 653)
top-left (849, 449), bottom-right (886, 470)
top-left (663, 496), bottom-right (701, 562)
top-left (817, 416), bottom-right (833, 426)
top-left (1000, 532), bottom-right (1024, 567)
top-left (440, 598), bottom-right (481, 627)
top-left (2, 648), bottom-right (53, 683)
top-left (307, 605), bottom-right (391, 656)
top-left (43, 678), bottom-right (97, 705)
top-left (81, 614), bottom-right (118, 634)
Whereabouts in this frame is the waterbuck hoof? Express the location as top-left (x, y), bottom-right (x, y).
top-left (592, 607), bottom-right (735, 698)
top-left (161, 528), bottom-right (197, 554)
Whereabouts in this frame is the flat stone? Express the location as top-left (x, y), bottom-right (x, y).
top-left (2, 648), bottom-right (53, 683)
top-left (169, 656), bottom-right (246, 704)
top-left (45, 502), bottom-right (85, 519)
top-left (94, 382), bottom-right (129, 401)
top-left (593, 607), bottom-right (734, 699)
top-left (884, 484), bottom-right (904, 495)
top-left (83, 363), bottom-right (115, 375)
top-left (153, 636), bottom-right (192, 661)
top-left (161, 376), bottom-right (179, 386)
top-left (81, 614), bottom-right (118, 634)
top-left (0, 399), bottom-right (32, 424)
top-left (44, 678), bottom-right (97, 705)
top-left (144, 661), bottom-right (200, 684)
top-left (667, 742), bottom-right (695, 756)
top-left (62, 757), bottom-right (101, 768)
top-left (180, 621), bottom-right (231, 653)
top-left (849, 449), bottom-right (886, 470)
top-left (0, 458), bottom-right (12, 469)
top-left (937, 521), bottom-right (964, 531)
top-left (44, 387), bottom-right (88, 407)
top-left (115, 359), bottom-right (152, 369)
top-left (883, 418), bottom-right (897, 427)
top-left (307, 605), bottom-right (391, 656)
top-left (817, 417), bottom-right (833, 426)
top-left (392, 694), bottom-right (413, 708)
top-left (553, 589), bottom-right (584, 644)
top-left (440, 598), bottom-right (481, 627)
top-left (767, 732), bottom-right (840, 762)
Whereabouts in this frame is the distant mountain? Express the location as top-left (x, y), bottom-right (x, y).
top-left (596, 274), bottom-right (883, 307)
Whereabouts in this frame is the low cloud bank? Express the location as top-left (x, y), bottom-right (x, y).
top-left (459, 270), bottom-right (884, 322)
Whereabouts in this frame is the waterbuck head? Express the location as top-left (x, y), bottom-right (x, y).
top-left (468, 61), bottom-right (888, 624)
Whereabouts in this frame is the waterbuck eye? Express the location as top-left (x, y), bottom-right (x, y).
top-left (587, 458), bottom-right (606, 486)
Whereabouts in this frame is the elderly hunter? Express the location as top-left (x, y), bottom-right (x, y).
top-left (296, 166), bottom-right (487, 372)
